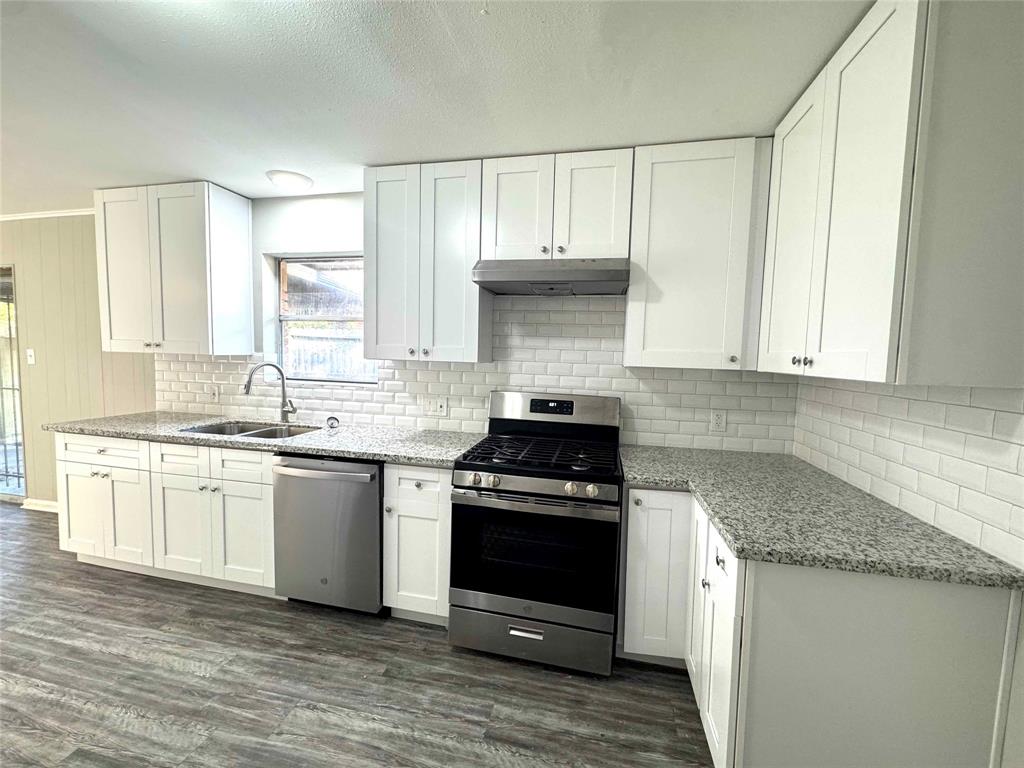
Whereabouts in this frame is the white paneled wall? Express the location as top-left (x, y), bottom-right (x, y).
top-left (795, 380), bottom-right (1024, 568)
top-left (155, 295), bottom-right (797, 452)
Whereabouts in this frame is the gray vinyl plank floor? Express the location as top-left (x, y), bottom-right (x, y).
top-left (0, 503), bottom-right (713, 767)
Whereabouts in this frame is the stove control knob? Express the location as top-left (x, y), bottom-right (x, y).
top-left (564, 482), bottom-right (578, 495)
top-left (486, 474), bottom-right (501, 488)
top-left (470, 473), bottom-right (482, 486)
top-left (585, 484), bottom-right (600, 499)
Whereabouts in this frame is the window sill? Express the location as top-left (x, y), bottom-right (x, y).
top-left (286, 377), bottom-right (379, 390)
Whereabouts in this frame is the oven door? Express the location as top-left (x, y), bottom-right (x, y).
top-left (449, 488), bottom-right (620, 632)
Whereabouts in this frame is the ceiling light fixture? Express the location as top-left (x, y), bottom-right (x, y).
top-left (266, 169), bottom-right (313, 192)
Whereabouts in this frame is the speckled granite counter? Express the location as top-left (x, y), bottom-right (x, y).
top-left (621, 445), bottom-right (1024, 590)
top-left (43, 411), bottom-right (480, 469)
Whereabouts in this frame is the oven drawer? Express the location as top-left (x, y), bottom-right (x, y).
top-left (448, 606), bottom-right (613, 676)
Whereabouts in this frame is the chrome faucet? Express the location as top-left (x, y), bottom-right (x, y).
top-left (243, 362), bottom-right (298, 423)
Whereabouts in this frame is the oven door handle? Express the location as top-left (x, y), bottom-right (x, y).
top-left (450, 488), bottom-right (620, 523)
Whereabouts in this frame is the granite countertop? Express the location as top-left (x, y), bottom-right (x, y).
top-left (621, 445), bottom-right (1024, 590)
top-left (43, 411), bottom-right (480, 469)
top-left (44, 412), bottom-right (1024, 590)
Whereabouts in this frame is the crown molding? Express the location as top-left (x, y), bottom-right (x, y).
top-left (0, 208), bottom-right (94, 222)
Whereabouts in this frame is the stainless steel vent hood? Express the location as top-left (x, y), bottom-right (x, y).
top-left (471, 258), bottom-right (630, 296)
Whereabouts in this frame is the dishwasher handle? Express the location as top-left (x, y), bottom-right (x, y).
top-left (272, 465), bottom-right (376, 483)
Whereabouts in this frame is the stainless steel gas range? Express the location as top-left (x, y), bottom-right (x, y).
top-left (448, 391), bottom-right (623, 676)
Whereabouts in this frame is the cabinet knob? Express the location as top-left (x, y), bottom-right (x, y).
top-left (90, 471), bottom-right (99, 477)
top-left (729, 355), bottom-right (738, 363)
top-left (701, 578), bottom-right (710, 590)
top-left (198, 485), bottom-right (207, 491)
top-left (143, 342), bottom-right (152, 348)
top-left (414, 481), bottom-right (422, 489)
top-left (153, 342), bottom-right (162, 348)
top-left (556, 245), bottom-right (566, 254)
top-left (791, 356), bottom-right (801, 366)
top-left (634, 497), bottom-right (642, 506)
top-left (540, 245), bottom-right (550, 254)
top-left (408, 348), bottom-right (415, 356)
top-left (211, 486), bottom-right (220, 493)
top-left (715, 553), bottom-right (725, 568)
top-left (803, 356), bottom-right (813, 367)
top-left (96, 448), bottom-right (106, 454)
top-left (421, 348), bottom-right (429, 357)
top-left (385, 505), bottom-right (393, 514)
top-left (100, 473), bottom-right (109, 479)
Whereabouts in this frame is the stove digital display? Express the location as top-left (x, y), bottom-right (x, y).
top-left (529, 398), bottom-right (574, 416)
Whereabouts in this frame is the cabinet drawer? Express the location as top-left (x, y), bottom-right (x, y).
top-left (150, 442), bottom-right (211, 478)
top-left (384, 464), bottom-right (447, 503)
top-left (55, 433), bottom-right (149, 470)
top-left (210, 447), bottom-right (272, 485)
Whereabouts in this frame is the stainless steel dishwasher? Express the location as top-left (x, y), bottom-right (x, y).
top-left (272, 455), bottom-right (382, 612)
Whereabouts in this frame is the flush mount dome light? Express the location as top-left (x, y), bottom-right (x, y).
top-left (266, 169), bottom-right (313, 191)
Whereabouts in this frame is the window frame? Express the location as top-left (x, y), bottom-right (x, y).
top-left (274, 251), bottom-right (378, 385)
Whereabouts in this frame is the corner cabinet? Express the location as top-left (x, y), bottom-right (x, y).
top-left (481, 148), bottom-right (633, 261)
top-left (623, 139), bottom-right (771, 370)
top-left (95, 181), bottom-right (254, 355)
top-left (759, 0), bottom-right (1023, 386)
top-left (364, 162), bottom-right (492, 363)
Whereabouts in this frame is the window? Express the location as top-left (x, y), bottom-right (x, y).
top-left (278, 256), bottom-right (378, 383)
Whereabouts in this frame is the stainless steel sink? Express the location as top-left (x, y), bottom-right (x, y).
top-left (243, 425), bottom-right (320, 439)
top-left (186, 422), bottom-right (273, 436)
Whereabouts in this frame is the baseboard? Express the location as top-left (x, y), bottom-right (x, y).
top-left (76, 554), bottom-right (281, 599)
top-left (390, 607), bottom-right (448, 628)
top-left (22, 498), bottom-right (58, 513)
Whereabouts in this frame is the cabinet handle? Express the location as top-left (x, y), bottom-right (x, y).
top-left (803, 356), bottom-right (813, 367)
top-left (556, 245), bottom-right (566, 254)
top-left (729, 355), bottom-right (738, 363)
top-left (96, 448), bottom-right (106, 454)
top-left (791, 356), bottom-right (801, 366)
top-left (633, 497), bottom-right (642, 506)
top-left (414, 481), bottom-right (422, 489)
top-left (408, 348), bottom-right (415, 356)
top-left (198, 485), bottom-right (207, 491)
top-left (385, 505), bottom-right (393, 514)
top-left (701, 578), bottom-right (710, 590)
top-left (540, 245), bottom-right (550, 254)
top-left (421, 349), bottom-right (429, 357)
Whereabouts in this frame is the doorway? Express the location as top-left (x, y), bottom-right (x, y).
top-left (0, 266), bottom-right (24, 497)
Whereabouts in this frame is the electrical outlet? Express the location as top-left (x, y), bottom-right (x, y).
top-left (209, 385), bottom-right (220, 404)
top-left (422, 395), bottom-right (448, 417)
top-left (710, 410), bottom-right (727, 433)
top-left (25, 348), bottom-right (35, 365)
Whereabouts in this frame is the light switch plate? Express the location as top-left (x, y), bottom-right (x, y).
top-left (710, 410), bottom-right (727, 433)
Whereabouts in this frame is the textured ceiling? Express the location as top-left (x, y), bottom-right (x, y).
top-left (0, 0), bottom-right (870, 215)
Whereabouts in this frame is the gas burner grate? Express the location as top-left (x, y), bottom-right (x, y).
top-left (461, 435), bottom-right (619, 474)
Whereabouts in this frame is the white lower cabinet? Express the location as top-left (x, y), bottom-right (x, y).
top-left (623, 489), bottom-right (692, 658)
top-left (210, 479), bottom-right (274, 587)
top-left (383, 465), bottom-right (451, 618)
top-left (151, 472), bottom-right (213, 576)
top-left (57, 460), bottom-right (152, 565)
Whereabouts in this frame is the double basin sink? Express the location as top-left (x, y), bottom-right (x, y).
top-left (184, 421), bottom-right (320, 440)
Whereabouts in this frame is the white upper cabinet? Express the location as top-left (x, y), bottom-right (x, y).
top-left (805, 0), bottom-right (925, 382)
top-left (364, 164), bottom-right (421, 361)
top-left (760, 0), bottom-right (1020, 386)
top-left (758, 74), bottom-right (826, 375)
top-left (552, 148), bottom-right (633, 259)
top-left (419, 161), bottom-right (491, 362)
top-left (365, 162), bottom-right (491, 363)
top-left (481, 154), bottom-right (554, 260)
top-left (95, 181), bottom-right (253, 356)
top-left (624, 139), bottom-right (771, 370)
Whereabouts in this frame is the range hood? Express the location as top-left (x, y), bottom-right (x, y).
top-left (471, 257), bottom-right (630, 296)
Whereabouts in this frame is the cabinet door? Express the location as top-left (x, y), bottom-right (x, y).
top-left (624, 139), bottom-right (768, 369)
top-left (56, 461), bottom-right (108, 556)
top-left (685, 498), bottom-right (710, 706)
top-left (148, 182), bottom-right (210, 354)
top-left (419, 160), bottom-right (490, 363)
top-left (700, 523), bottom-right (745, 768)
top-left (552, 149), bottom-right (633, 259)
top-left (758, 74), bottom-right (826, 375)
top-left (94, 187), bottom-right (152, 353)
top-left (103, 467), bottom-right (153, 566)
top-left (210, 480), bottom-right (274, 587)
top-left (481, 154), bottom-right (554, 260)
top-left (623, 489), bottom-right (692, 658)
top-left (364, 165), bottom-right (421, 360)
top-left (151, 473), bottom-right (213, 576)
top-left (805, 0), bottom-right (927, 381)
top-left (383, 496), bottom-right (450, 617)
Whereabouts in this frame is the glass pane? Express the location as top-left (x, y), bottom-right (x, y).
top-left (281, 320), bottom-right (379, 383)
top-left (280, 259), bottom-right (364, 318)
top-left (0, 266), bottom-right (24, 496)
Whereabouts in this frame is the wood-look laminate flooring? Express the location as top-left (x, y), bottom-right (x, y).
top-left (0, 503), bottom-right (712, 767)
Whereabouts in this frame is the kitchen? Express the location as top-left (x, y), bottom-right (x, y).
top-left (2, 1), bottom-right (1023, 766)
